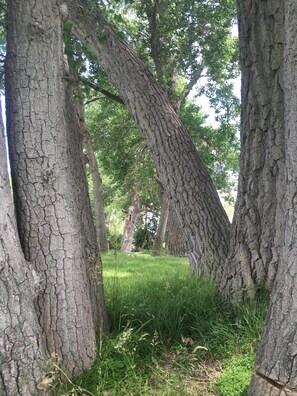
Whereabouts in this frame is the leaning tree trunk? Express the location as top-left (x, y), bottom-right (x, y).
top-left (66, 0), bottom-right (230, 280)
top-left (121, 193), bottom-right (140, 253)
top-left (0, 105), bottom-right (48, 396)
top-left (151, 183), bottom-right (169, 256)
top-left (75, 97), bottom-right (109, 252)
top-left (6, 0), bottom-right (108, 377)
top-left (221, 0), bottom-right (285, 301)
top-left (166, 207), bottom-right (187, 258)
top-left (248, 2), bottom-right (297, 393)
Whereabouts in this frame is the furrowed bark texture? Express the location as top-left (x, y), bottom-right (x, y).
top-left (75, 98), bottom-right (109, 253)
top-left (248, 1), bottom-right (297, 394)
top-left (0, 105), bottom-right (48, 395)
top-left (222, 0), bottom-right (285, 300)
top-left (151, 184), bottom-right (169, 256)
top-left (6, 0), bottom-right (107, 376)
top-left (121, 193), bottom-right (140, 253)
top-left (166, 208), bottom-right (187, 258)
top-left (66, 0), bottom-right (231, 279)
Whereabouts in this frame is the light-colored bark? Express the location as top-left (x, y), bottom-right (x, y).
top-left (221, 0), bottom-right (285, 301)
top-left (66, 0), bottom-right (231, 280)
top-left (6, 0), bottom-right (107, 376)
top-left (121, 193), bottom-right (140, 253)
top-left (0, 104), bottom-right (48, 395)
top-left (151, 185), bottom-right (169, 256)
top-left (75, 98), bottom-right (109, 252)
top-left (165, 207), bottom-right (187, 258)
top-left (248, 1), bottom-right (297, 393)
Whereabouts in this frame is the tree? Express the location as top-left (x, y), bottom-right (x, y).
top-left (221, 0), bottom-right (285, 301)
top-left (6, 0), bottom-right (108, 378)
top-left (248, 0), bottom-right (297, 393)
top-left (0, 103), bottom-right (49, 395)
top-left (75, 89), bottom-right (110, 252)
top-left (121, 192), bottom-right (141, 253)
top-left (66, 0), bottom-right (231, 280)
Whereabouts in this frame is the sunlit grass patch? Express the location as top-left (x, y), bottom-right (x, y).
top-left (55, 252), bottom-right (268, 396)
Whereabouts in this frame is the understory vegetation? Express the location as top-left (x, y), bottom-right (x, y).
top-left (54, 253), bottom-right (268, 395)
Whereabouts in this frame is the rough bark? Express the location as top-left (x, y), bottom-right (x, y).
top-left (151, 184), bottom-right (169, 256)
top-left (0, 104), bottom-right (49, 396)
top-left (248, 1), bottom-right (297, 393)
top-left (75, 97), bottom-right (109, 252)
top-left (221, 0), bottom-right (285, 301)
top-left (165, 207), bottom-right (187, 257)
top-left (121, 193), bottom-right (140, 253)
top-left (6, 0), bottom-right (108, 376)
top-left (66, 0), bottom-right (231, 279)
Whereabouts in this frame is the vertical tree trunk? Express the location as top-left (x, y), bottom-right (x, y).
top-left (221, 0), bottom-right (285, 301)
top-left (0, 104), bottom-right (48, 395)
top-left (166, 207), bottom-right (187, 257)
top-left (151, 183), bottom-right (169, 256)
top-left (6, 0), bottom-right (107, 376)
top-left (121, 193), bottom-right (140, 253)
top-left (248, 2), bottom-right (297, 393)
top-left (67, 0), bottom-right (231, 280)
top-left (76, 98), bottom-right (109, 252)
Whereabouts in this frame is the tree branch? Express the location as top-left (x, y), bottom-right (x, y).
top-left (79, 76), bottom-right (125, 105)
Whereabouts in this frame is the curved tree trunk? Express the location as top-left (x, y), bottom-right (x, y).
top-left (66, 0), bottom-right (231, 280)
top-left (75, 98), bottom-right (109, 252)
top-left (221, 0), bottom-right (285, 301)
top-left (6, 0), bottom-right (108, 377)
top-left (151, 183), bottom-right (169, 256)
top-left (0, 104), bottom-right (48, 396)
top-left (121, 193), bottom-right (140, 253)
top-left (166, 207), bottom-right (187, 257)
top-left (248, 1), bottom-right (297, 393)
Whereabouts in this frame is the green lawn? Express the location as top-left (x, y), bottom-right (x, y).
top-left (55, 253), bottom-right (268, 396)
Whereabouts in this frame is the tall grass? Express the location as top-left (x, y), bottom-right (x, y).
top-left (55, 253), bottom-right (268, 396)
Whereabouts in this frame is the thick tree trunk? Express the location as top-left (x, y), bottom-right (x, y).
top-left (221, 0), bottom-right (285, 301)
top-left (166, 207), bottom-right (187, 257)
top-left (151, 184), bottom-right (169, 256)
top-left (6, 0), bottom-right (108, 377)
top-left (248, 2), bottom-right (297, 393)
top-left (66, 0), bottom-right (231, 279)
top-left (76, 99), bottom-right (109, 252)
top-left (0, 105), bottom-right (48, 396)
top-left (121, 193), bottom-right (140, 253)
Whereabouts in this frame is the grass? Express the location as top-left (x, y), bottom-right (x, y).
top-left (54, 252), bottom-right (268, 395)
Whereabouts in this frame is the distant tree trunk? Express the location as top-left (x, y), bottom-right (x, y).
top-left (0, 105), bottom-right (48, 396)
top-left (121, 193), bottom-right (140, 253)
top-left (67, 0), bottom-right (231, 280)
top-left (249, 2), bottom-right (297, 393)
top-left (6, 0), bottom-right (108, 377)
top-left (75, 98), bottom-right (109, 252)
top-left (166, 208), bottom-right (187, 257)
top-left (221, 0), bottom-right (285, 301)
top-left (151, 183), bottom-right (169, 256)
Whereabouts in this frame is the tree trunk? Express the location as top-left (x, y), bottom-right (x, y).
top-left (151, 183), bottom-right (169, 256)
top-left (221, 0), bottom-right (285, 301)
top-left (6, 0), bottom-right (108, 377)
top-left (75, 98), bottom-right (109, 252)
top-left (166, 207), bottom-right (187, 257)
top-left (248, 2), bottom-right (297, 393)
top-left (121, 193), bottom-right (140, 253)
top-left (0, 104), bottom-right (49, 396)
top-left (66, 0), bottom-right (231, 280)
